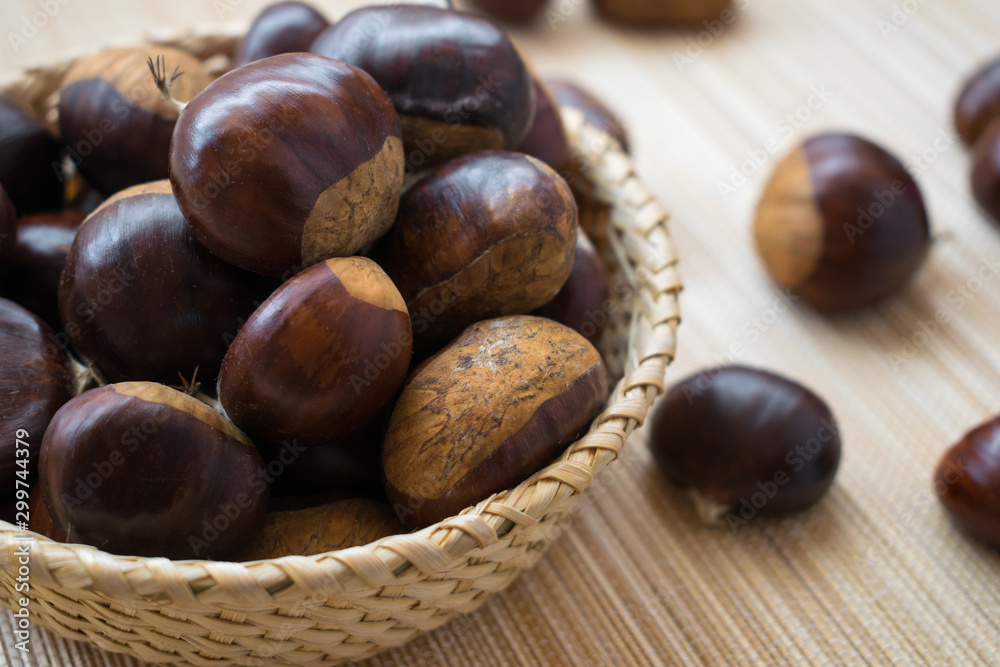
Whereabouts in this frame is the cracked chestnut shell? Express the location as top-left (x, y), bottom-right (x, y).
top-left (378, 151), bottom-right (577, 350)
top-left (972, 119), bottom-right (1000, 226)
top-left (517, 77), bottom-right (572, 174)
top-left (58, 181), bottom-right (278, 384)
top-left (0, 97), bottom-right (64, 215)
top-left (170, 53), bottom-right (404, 277)
top-left (955, 57), bottom-right (1000, 147)
top-left (649, 366), bottom-right (841, 525)
top-left (311, 5), bottom-right (534, 167)
top-left (383, 315), bottom-right (608, 529)
top-left (232, 1), bottom-right (330, 68)
top-left (219, 257), bottom-right (412, 448)
top-left (39, 382), bottom-right (269, 559)
top-left (534, 230), bottom-right (609, 346)
top-left (594, 0), bottom-right (732, 25)
top-left (58, 47), bottom-right (210, 196)
top-left (935, 416), bottom-right (1000, 549)
top-left (754, 132), bottom-right (931, 312)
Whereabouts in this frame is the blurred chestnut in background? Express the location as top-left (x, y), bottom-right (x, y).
top-left (0, 214), bottom-right (79, 330)
top-left (517, 77), bottom-right (572, 174)
top-left (40, 382), bottom-right (269, 559)
top-left (535, 231), bottom-right (610, 345)
top-left (232, 1), bottom-right (330, 67)
top-left (379, 151), bottom-right (577, 350)
top-left (58, 47), bottom-right (210, 196)
top-left (0, 96), bottom-right (64, 215)
top-left (754, 132), bottom-right (930, 312)
top-left (170, 54), bottom-right (404, 277)
top-left (219, 257), bottom-right (412, 448)
top-left (972, 120), bottom-right (1000, 226)
top-left (0, 185), bottom-right (15, 269)
top-left (383, 315), bottom-right (608, 529)
top-left (955, 57), bottom-right (1000, 147)
top-left (935, 416), bottom-right (1000, 549)
top-left (59, 181), bottom-right (278, 384)
top-left (312, 5), bottom-right (534, 166)
top-left (467, 0), bottom-right (548, 24)
top-left (649, 366), bottom-right (841, 526)
top-left (594, 0), bottom-right (732, 26)
top-left (0, 299), bottom-right (73, 488)
top-left (547, 78), bottom-right (630, 152)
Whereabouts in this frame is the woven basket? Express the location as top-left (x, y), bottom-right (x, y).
top-left (0, 26), bottom-right (682, 666)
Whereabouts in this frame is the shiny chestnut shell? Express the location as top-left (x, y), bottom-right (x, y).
top-left (232, 1), bottom-right (330, 67)
top-left (311, 5), bottom-right (534, 166)
top-left (0, 97), bottom-right (64, 215)
top-left (547, 79), bottom-right (630, 153)
top-left (935, 416), bottom-right (1000, 549)
top-left (534, 230), bottom-right (610, 345)
top-left (754, 132), bottom-right (931, 312)
top-left (170, 53), bottom-right (404, 277)
top-left (649, 366), bottom-right (841, 524)
top-left (517, 77), bottom-right (572, 174)
top-left (0, 185), bottom-right (15, 269)
top-left (218, 257), bottom-right (412, 448)
top-left (58, 47), bottom-right (210, 196)
top-left (972, 120), bottom-right (1000, 226)
top-left (955, 57), bottom-right (1000, 147)
top-left (0, 215), bottom-right (78, 329)
top-left (39, 382), bottom-right (269, 559)
top-left (58, 181), bottom-right (277, 384)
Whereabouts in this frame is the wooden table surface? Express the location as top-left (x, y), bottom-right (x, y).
top-left (3, 0), bottom-right (1000, 665)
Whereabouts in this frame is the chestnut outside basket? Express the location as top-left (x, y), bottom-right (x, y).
top-left (0, 26), bottom-right (682, 667)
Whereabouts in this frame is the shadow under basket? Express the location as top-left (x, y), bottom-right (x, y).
top-left (0, 28), bottom-right (683, 667)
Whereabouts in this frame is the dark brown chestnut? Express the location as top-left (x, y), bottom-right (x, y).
top-left (170, 53), bottom-right (404, 277)
top-left (467, 0), bottom-right (548, 23)
top-left (594, 0), bottom-right (733, 25)
top-left (378, 151), bottom-right (578, 350)
top-left (972, 119), bottom-right (1000, 226)
top-left (311, 5), bottom-right (534, 167)
top-left (955, 57), bottom-right (1000, 147)
top-left (547, 78), bottom-right (630, 152)
top-left (0, 298), bottom-right (74, 488)
top-left (58, 47), bottom-right (211, 196)
top-left (40, 382), bottom-right (269, 559)
top-left (383, 315), bottom-right (608, 529)
top-left (0, 96), bottom-right (64, 215)
top-left (0, 215), bottom-right (78, 330)
top-left (0, 185), bottom-right (15, 269)
top-left (754, 132), bottom-right (931, 312)
top-left (29, 488), bottom-right (65, 542)
top-left (534, 230), bottom-right (610, 345)
top-left (233, 1), bottom-right (330, 68)
top-left (58, 180), bottom-right (278, 384)
top-left (219, 257), bottom-right (412, 448)
top-left (517, 77), bottom-right (572, 174)
top-left (934, 416), bottom-right (1000, 549)
top-left (649, 366), bottom-right (841, 528)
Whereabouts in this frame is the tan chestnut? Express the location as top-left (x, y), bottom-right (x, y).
top-left (383, 315), bottom-right (608, 529)
top-left (240, 498), bottom-right (403, 560)
top-left (594, 0), bottom-right (733, 25)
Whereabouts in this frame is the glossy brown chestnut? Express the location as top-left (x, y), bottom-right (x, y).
top-left (468, 0), bottom-right (548, 23)
top-left (0, 215), bottom-right (78, 329)
top-left (383, 315), bottom-right (608, 529)
top-left (517, 77), bottom-right (572, 174)
top-left (594, 0), bottom-right (732, 25)
top-left (232, 1), bottom-right (330, 67)
top-left (0, 97), bottom-right (64, 215)
top-left (58, 180), bottom-right (278, 384)
top-left (0, 299), bottom-right (73, 488)
top-left (972, 119), bottom-right (1000, 226)
top-left (547, 78), bottom-right (630, 152)
top-left (0, 185), bottom-right (15, 269)
top-left (58, 47), bottom-right (210, 196)
top-left (240, 498), bottom-right (403, 560)
top-left (754, 132), bottom-right (931, 312)
top-left (934, 416), bottom-right (1000, 549)
top-left (219, 256), bottom-right (412, 448)
top-left (40, 382), bottom-right (269, 559)
top-left (311, 5), bottom-right (534, 166)
top-left (534, 230), bottom-right (610, 345)
top-left (170, 53), bottom-right (404, 277)
top-left (29, 488), bottom-right (66, 542)
top-left (378, 151), bottom-right (578, 350)
top-left (955, 57), bottom-right (1000, 147)
top-left (649, 366), bottom-right (841, 526)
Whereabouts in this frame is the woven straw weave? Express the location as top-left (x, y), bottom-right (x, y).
top-left (0, 31), bottom-right (682, 666)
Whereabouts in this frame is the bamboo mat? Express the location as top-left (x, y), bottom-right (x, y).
top-left (2, 0), bottom-right (1000, 665)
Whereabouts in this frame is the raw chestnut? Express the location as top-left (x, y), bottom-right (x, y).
top-left (517, 77), bottom-right (572, 174)
top-left (468, 0), bottom-right (548, 23)
top-left (29, 489), bottom-right (65, 542)
top-left (0, 215), bottom-right (79, 329)
top-left (0, 298), bottom-right (74, 487)
top-left (240, 498), bottom-right (403, 560)
top-left (383, 315), bottom-right (608, 529)
top-left (649, 366), bottom-right (841, 526)
top-left (170, 53), bottom-right (404, 277)
top-left (547, 78), bottom-right (630, 152)
top-left (219, 257), bottom-right (412, 448)
top-left (754, 132), bottom-right (931, 312)
top-left (972, 119), bottom-right (1000, 226)
top-left (0, 96), bottom-right (64, 215)
top-left (955, 57), bottom-right (1000, 147)
top-left (934, 416), bottom-right (1000, 549)
top-left (232, 1), bottom-right (330, 68)
top-left (0, 185), bottom-right (15, 269)
top-left (58, 47), bottom-right (211, 196)
top-left (39, 382), bottom-right (269, 559)
top-left (534, 230), bottom-right (610, 345)
top-left (311, 5), bottom-right (534, 167)
top-left (594, 0), bottom-right (733, 25)
top-left (378, 151), bottom-right (578, 350)
top-left (59, 180), bottom-right (278, 384)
